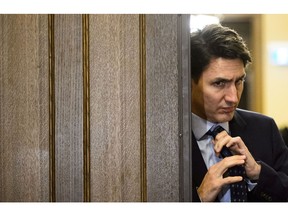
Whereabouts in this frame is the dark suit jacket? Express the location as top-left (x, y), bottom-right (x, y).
top-left (192, 108), bottom-right (288, 202)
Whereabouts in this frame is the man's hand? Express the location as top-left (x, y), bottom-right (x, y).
top-left (213, 130), bottom-right (261, 181)
top-left (197, 154), bottom-right (246, 202)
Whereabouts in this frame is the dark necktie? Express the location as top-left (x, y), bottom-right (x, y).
top-left (207, 125), bottom-right (248, 202)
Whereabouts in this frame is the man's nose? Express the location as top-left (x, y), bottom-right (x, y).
top-left (225, 84), bottom-right (239, 104)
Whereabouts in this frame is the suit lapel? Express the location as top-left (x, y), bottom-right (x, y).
top-left (192, 132), bottom-right (208, 187)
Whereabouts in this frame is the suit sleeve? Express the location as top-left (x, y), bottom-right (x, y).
top-left (250, 119), bottom-right (288, 201)
top-left (192, 188), bottom-right (201, 202)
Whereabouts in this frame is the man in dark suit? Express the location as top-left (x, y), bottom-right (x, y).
top-left (191, 24), bottom-right (288, 202)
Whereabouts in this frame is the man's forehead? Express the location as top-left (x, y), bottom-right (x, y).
top-left (202, 59), bottom-right (245, 78)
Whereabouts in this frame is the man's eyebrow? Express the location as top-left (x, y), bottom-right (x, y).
top-left (212, 77), bottom-right (232, 82)
top-left (236, 73), bottom-right (247, 81)
top-left (213, 73), bottom-right (246, 82)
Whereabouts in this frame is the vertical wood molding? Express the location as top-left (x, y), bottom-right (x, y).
top-left (48, 14), bottom-right (56, 202)
top-left (177, 14), bottom-right (192, 201)
top-left (82, 14), bottom-right (91, 202)
top-left (139, 14), bottom-right (147, 202)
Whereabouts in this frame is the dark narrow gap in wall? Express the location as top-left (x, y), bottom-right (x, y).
top-left (82, 14), bottom-right (91, 202)
top-left (139, 14), bottom-right (147, 202)
top-left (48, 14), bottom-right (56, 202)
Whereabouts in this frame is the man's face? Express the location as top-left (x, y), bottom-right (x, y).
top-left (192, 58), bottom-right (246, 123)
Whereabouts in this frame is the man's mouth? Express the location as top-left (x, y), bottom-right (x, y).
top-left (221, 107), bottom-right (235, 113)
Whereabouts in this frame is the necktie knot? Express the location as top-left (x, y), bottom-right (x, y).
top-left (206, 125), bottom-right (225, 139)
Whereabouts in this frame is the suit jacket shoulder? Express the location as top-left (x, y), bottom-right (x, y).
top-left (232, 108), bottom-right (274, 127)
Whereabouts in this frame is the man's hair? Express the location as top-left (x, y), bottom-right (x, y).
top-left (190, 24), bottom-right (252, 83)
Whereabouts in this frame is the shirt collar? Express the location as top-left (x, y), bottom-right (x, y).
top-left (192, 112), bottom-right (229, 141)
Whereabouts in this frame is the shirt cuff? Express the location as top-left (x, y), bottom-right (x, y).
top-left (245, 178), bottom-right (257, 191)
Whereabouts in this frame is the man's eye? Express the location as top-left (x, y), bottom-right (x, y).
top-left (213, 81), bottom-right (226, 87)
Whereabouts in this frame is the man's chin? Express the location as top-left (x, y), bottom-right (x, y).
top-left (214, 112), bottom-right (234, 123)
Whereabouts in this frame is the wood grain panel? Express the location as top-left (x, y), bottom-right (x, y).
top-left (145, 14), bottom-right (180, 201)
top-left (0, 14), bottom-right (49, 201)
top-left (54, 14), bottom-right (84, 201)
top-left (89, 14), bottom-right (141, 201)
